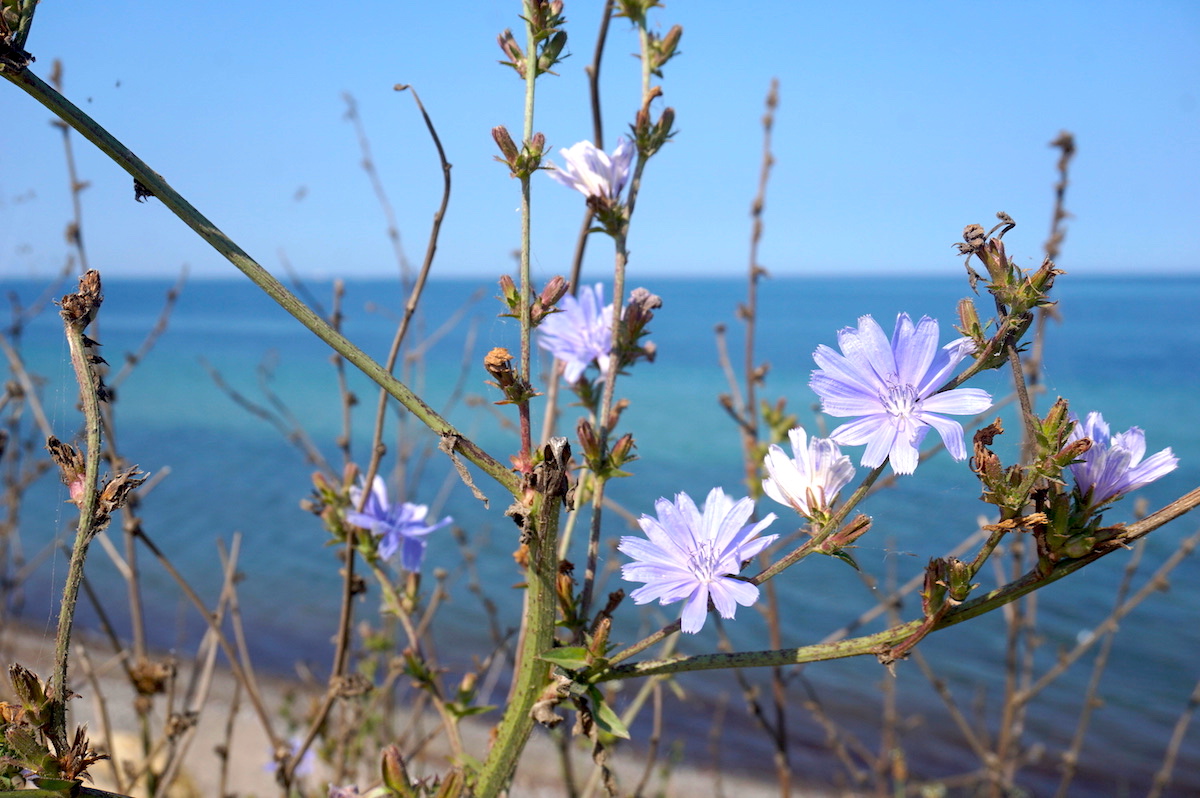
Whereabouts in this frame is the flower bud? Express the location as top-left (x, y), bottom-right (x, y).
top-left (1062, 533), bottom-right (1097, 559)
top-left (1030, 256), bottom-right (1064, 297)
top-left (458, 671), bottom-right (478, 697)
top-left (979, 238), bottom-right (1009, 284)
top-left (497, 29), bottom-right (526, 77)
top-left (8, 664), bottom-right (51, 727)
top-left (492, 125), bottom-right (520, 171)
top-left (615, 0), bottom-right (654, 25)
top-left (589, 615), bottom-right (612, 657)
top-left (650, 25), bottom-right (683, 73)
top-left (380, 745), bottom-right (413, 796)
top-left (498, 273), bottom-right (520, 311)
top-left (829, 514), bottom-right (871, 548)
top-left (527, 132), bottom-right (546, 160)
top-left (956, 297), bottom-right (982, 340)
top-left (1043, 397), bottom-right (1070, 436)
top-left (946, 557), bottom-right (975, 603)
top-left (528, 0), bottom-right (566, 35)
top-left (576, 418), bottom-right (601, 465)
top-left (921, 559), bottom-right (949, 616)
top-left (532, 275), bottom-right (569, 324)
top-left (609, 433), bottom-right (636, 470)
top-left (537, 30), bottom-right (568, 75)
top-left (539, 275), bottom-right (568, 308)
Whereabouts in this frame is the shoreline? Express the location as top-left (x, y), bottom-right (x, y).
top-left (1, 616), bottom-right (793, 797)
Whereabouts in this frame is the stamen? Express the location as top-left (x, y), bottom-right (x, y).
top-left (879, 381), bottom-right (919, 418)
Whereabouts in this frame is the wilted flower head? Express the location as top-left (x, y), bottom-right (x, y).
top-left (537, 282), bottom-right (613, 384)
top-left (762, 427), bottom-right (855, 519)
top-left (810, 313), bottom-right (992, 475)
top-left (1067, 411), bottom-right (1178, 509)
top-left (619, 488), bottom-right (777, 633)
top-left (546, 138), bottom-right (634, 202)
top-left (347, 476), bottom-right (452, 571)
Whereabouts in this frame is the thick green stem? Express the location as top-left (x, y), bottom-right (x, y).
top-left (474, 443), bottom-right (569, 796)
top-left (50, 316), bottom-right (105, 750)
top-left (1, 65), bottom-right (517, 499)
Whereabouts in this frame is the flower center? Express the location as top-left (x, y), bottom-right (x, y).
top-left (879, 380), bottom-right (920, 418)
top-left (686, 541), bottom-right (722, 583)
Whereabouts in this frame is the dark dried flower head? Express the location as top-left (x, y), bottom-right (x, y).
top-left (59, 270), bottom-right (103, 326)
top-left (46, 436), bottom-right (87, 506)
top-left (130, 658), bottom-right (174, 697)
top-left (484, 347), bottom-right (516, 389)
top-left (95, 466), bottom-right (148, 526)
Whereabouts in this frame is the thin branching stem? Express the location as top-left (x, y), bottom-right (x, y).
top-left (516, 11), bottom-right (538, 470)
top-left (1, 65), bottom-right (518, 499)
top-left (539, 0), bottom-right (613, 445)
top-left (600, 485), bottom-right (1200, 681)
top-left (361, 84), bottom-right (453, 494)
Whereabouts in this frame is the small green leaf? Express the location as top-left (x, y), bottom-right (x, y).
top-left (827, 548), bottom-right (860, 571)
top-left (448, 703), bottom-right (495, 719)
top-left (586, 687), bottom-right (630, 740)
top-left (538, 646), bottom-right (591, 670)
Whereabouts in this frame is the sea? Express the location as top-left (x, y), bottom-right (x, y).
top-left (4, 273), bottom-right (1199, 794)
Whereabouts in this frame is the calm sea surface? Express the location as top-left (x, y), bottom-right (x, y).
top-left (5, 274), bottom-right (1199, 793)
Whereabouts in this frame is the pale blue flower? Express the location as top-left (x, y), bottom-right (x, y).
top-left (265, 735), bottom-right (316, 778)
top-left (763, 427), bottom-right (855, 519)
top-left (810, 313), bottom-right (992, 475)
top-left (619, 488), bottom-right (778, 633)
top-left (1067, 411), bottom-right (1178, 508)
top-left (537, 282), bottom-right (613, 384)
top-left (546, 138), bottom-right (634, 201)
top-left (347, 476), bottom-right (451, 571)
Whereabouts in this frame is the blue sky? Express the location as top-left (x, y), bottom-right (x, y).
top-left (2, 1), bottom-right (1197, 280)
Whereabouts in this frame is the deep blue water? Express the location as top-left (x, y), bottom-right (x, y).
top-left (4, 274), bottom-right (1199, 793)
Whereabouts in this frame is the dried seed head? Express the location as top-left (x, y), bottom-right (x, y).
top-left (59, 270), bottom-right (104, 326)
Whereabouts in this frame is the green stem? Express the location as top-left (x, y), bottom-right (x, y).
top-left (473, 9), bottom-right (556, 793)
top-left (474, 445), bottom-right (568, 796)
top-left (1, 65), bottom-right (517, 499)
top-left (50, 317), bottom-right (105, 750)
top-left (599, 484), bottom-right (1200, 682)
top-left (516, 5), bottom-right (537, 466)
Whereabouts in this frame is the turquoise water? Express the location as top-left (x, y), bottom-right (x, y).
top-left (5, 274), bottom-right (1199, 792)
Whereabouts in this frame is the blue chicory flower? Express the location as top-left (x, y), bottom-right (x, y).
top-left (762, 426), bottom-right (856, 519)
top-left (809, 313), bottom-right (992, 475)
top-left (619, 488), bottom-right (778, 633)
top-left (346, 476), bottom-right (452, 571)
top-left (546, 138), bottom-right (634, 202)
top-left (1067, 411), bottom-right (1178, 509)
top-left (265, 735), bottom-right (316, 778)
top-left (537, 282), bottom-right (614, 384)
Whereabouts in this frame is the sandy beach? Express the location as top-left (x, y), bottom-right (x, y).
top-left (1, 618), bottom-right (788, 797)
